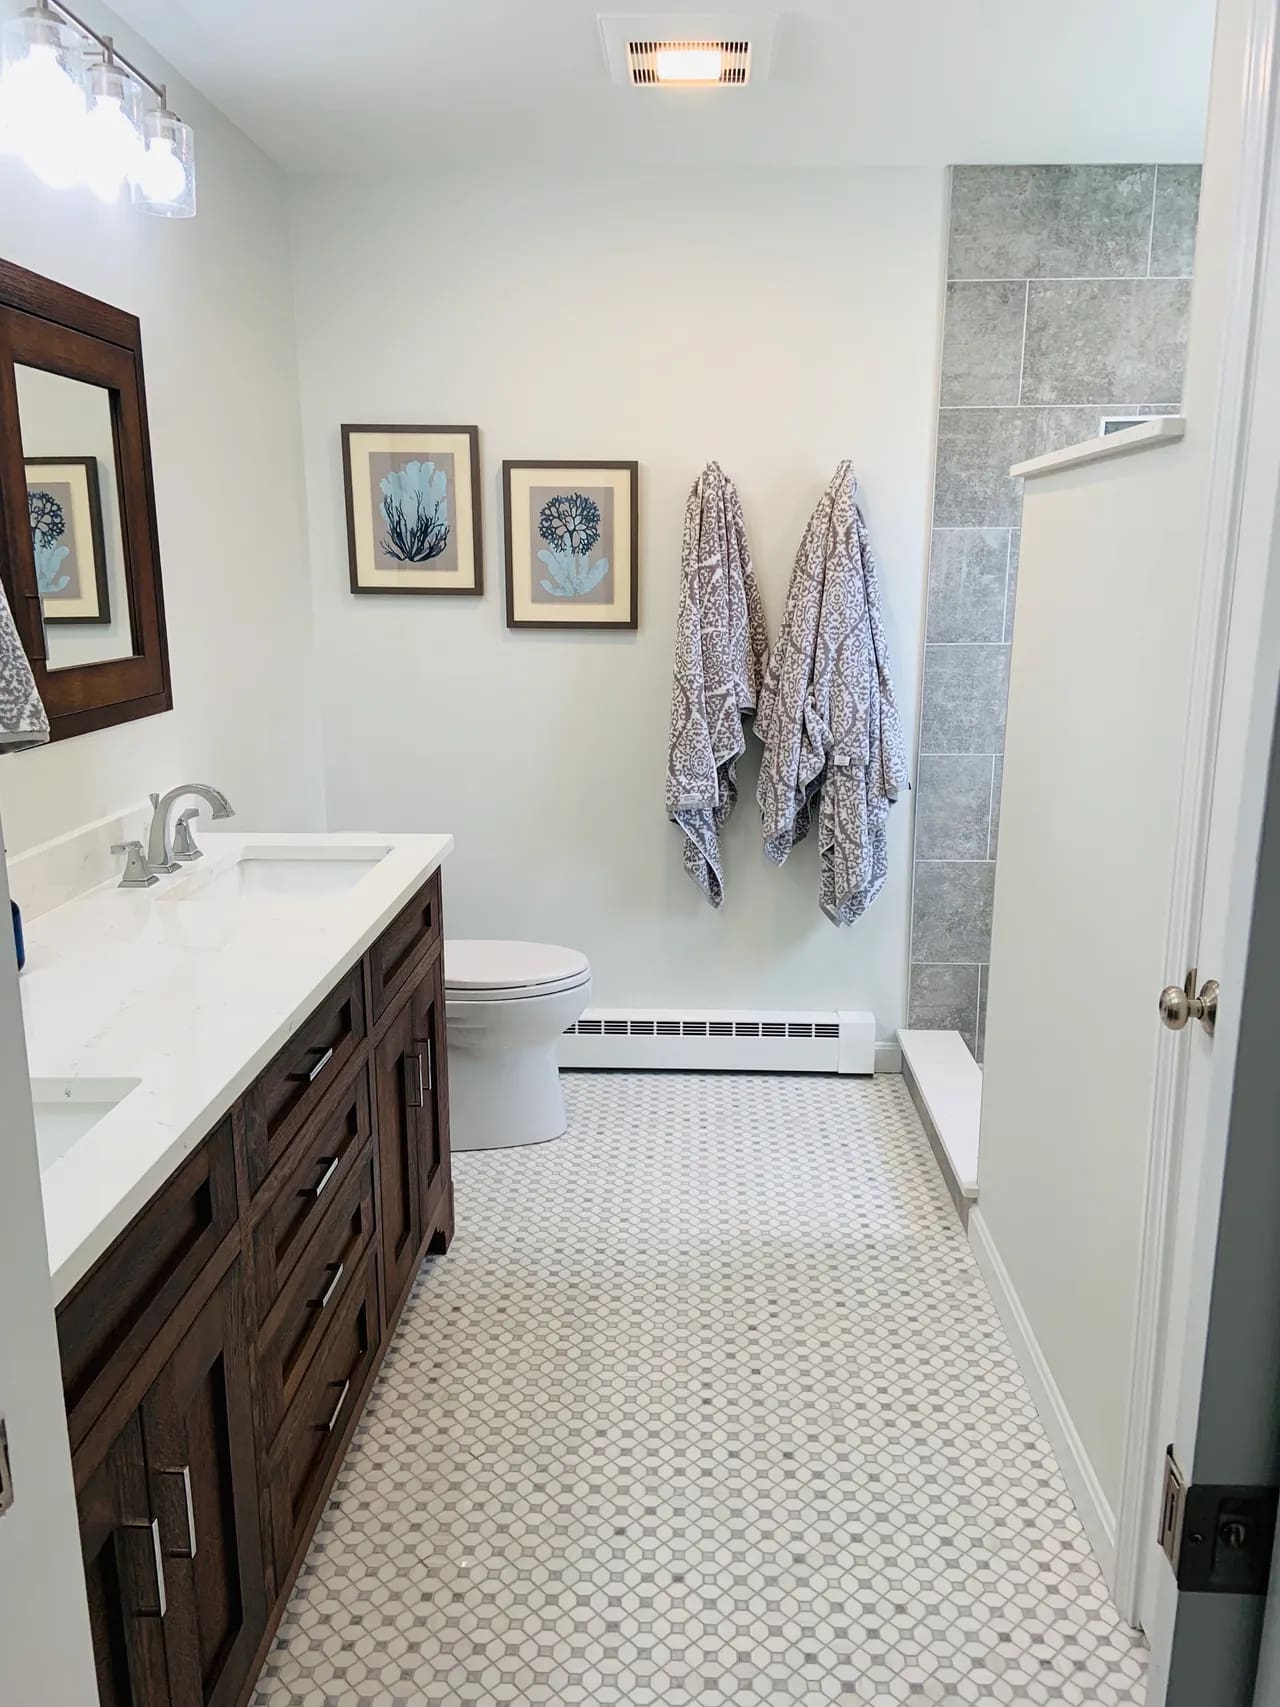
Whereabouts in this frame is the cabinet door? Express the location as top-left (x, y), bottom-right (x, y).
top-left (77, 1414), bottom-right (173, 1707)
top-left (373, 992), bottom-right (424, 1319)
top-left (139, 1260), bottom-right (266, 1707)
top-left (413, 957), bottom-right (451, 1242)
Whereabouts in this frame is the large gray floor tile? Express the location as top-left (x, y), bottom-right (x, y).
top-left (940, 281), bottom-right (1027, 406)
top-left (948, 164), bottom-right (1155, 280)
top-left (1149, 165), bottom-right (1202, 278)
top-left (1022, 279), bottom-right (1192, 408)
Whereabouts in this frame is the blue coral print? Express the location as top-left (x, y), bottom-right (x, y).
top-left (379, 460), bottom-right (450, 563)
top-left (537, 491), bottom-right (609, 598)
top-left (28, 488), bottom-right (71, 595)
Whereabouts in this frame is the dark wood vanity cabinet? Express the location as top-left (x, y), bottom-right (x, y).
top-left (59, 869), bottom-right (453, 1707)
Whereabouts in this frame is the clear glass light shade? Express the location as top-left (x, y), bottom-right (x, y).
top-left (0, 8), bottom-right (88, 190)
top-left (81, 60), bottom-right (144, 203)
top-left (133, 105), bottom-right (194, 217)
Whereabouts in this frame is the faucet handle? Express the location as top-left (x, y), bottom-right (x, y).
top-left (111, 841), bottom-right (158, 889)
top-left (172, 808), bottom-right (203, 863)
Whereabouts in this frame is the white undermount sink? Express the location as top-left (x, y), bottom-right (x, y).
top-left (31, 1077), bottom-right (142, 1172)
top-left (164, 844), bottom-right (391, 903)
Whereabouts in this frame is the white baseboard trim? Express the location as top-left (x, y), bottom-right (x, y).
top-left (968, 1207), bottom-right (1118, 1589)
top-left (874, 1040), bottom-right (902, 1074)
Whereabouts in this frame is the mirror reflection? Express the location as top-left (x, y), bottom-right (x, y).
top-left (16, 365), bottom-right (135, 672)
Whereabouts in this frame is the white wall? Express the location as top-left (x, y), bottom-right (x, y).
top-left (0, 0), bottom-right (324, 858)
top-left (974, 0), bottom-right (1243, 1549)
top-left (0, 842), bottom-right (97, 1707)
top-left (291, 167), bottom-right (943, 1033)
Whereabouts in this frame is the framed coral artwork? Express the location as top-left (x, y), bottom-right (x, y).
top-left (342, 423), bottom-right (482, 595)
top-left (502, 460), bottom-right (638, 630)
top-left (24, 457), bottom-right (110, 624)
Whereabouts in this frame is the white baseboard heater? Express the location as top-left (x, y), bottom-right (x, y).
top-left (558, 1009), bottom-right (878, 1075)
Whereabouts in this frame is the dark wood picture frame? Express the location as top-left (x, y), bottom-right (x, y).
top-left (341, 423), bottom-right (483, 597)
top-left (23, 455), bottom-right (111, 625)
top-left (502, 459), bottom-right (639, 631)
top-left (0, 258), bottom-right (171, 742)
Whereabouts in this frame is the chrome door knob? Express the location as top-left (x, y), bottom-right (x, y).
top-left (1159, 972), bottom-right (1219, 1037)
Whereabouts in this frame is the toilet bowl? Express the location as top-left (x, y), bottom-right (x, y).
top-left (444, 939), bottom-right (591, 1151)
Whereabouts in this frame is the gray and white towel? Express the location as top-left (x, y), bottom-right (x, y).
top-left (0, 580), bottom-right (48, 752)
top-left (666, 462), bottom-right (770, 906)
top-left (756, 461), bottom-right (907, 923)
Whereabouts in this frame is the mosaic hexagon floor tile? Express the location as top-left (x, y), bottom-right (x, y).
top-left (252, 1072), bottom-right (1148, 1707)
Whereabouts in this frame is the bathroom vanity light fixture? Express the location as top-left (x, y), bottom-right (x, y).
top-left (0, 0), bottom-right (196, 216)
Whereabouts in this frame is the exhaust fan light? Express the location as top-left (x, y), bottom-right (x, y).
top-left (654, 44), bottom-right (724, 83)
top-left (598, 16), bottom-right (777, 89)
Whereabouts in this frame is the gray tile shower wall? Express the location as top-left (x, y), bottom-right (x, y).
top-left (909, 164), bottom-right (1201, 1060)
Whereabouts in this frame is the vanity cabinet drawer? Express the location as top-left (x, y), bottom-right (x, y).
top-left (267, 1247), bottom-right (381, 1579)
top-left (368, 870), bottom-right (442, 1021)
top-left (245, 965), bottom-right (367, 1193)
top-left (257, 1146), bottom-right (377, 1446)
top-left (57, 1118), bottom-right (238, 1449)
top-left (251, 1068), bottom-right (372, 1322)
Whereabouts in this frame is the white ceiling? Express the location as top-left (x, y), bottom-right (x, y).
top-left (106, 0), bottom-right (1215, 174)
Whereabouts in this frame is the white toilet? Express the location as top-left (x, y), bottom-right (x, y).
top-left (444, 939), bottom-right (591, 1151)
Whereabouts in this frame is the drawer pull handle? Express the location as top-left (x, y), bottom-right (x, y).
top-left (308, 1155), bottom-right (340, 1199)
top-left (161, 1465), bottom-right (197, 1559)
top-left (317, 1261), bottom-right (345, 1310)
top-left (129, 1517), bottom-right (167, 1619)
top-left (404, 1052), bottom-right (425, 1109)
top-left (425, 1036), bottom-right (434, 1094)
top-left (323, 1378), bottom-right (351, 1434)
top-left (292, 1044), bottom-right (336, 1085)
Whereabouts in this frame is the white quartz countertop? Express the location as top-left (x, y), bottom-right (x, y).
top-left (21, 831), bottom-right (452, 1302)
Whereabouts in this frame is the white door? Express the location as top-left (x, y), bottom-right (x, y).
top-left (0, 842), bottom-right (97, 1704)
top-left (978, 0), bottom-right (1280, 1694)
top-left (1129, 0), bottom-right (1280, 1691)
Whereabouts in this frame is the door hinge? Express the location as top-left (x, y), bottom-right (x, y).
top-left (1160, 1446), bottom-right (1278, 1594)
top-left (0, 1419), bottom-right (13, 1518)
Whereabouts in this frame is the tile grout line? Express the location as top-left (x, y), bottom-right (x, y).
top-left (950, 275), bottom-right (1188, 284)
top-left (1001, 529), bottom-right (1013, 642)
top-left (917, 857), bottom-right (997, 865)
top-left (939, 402), bottom-right (1148, 413)
top-left (987, 753), bottom-right (997, 860)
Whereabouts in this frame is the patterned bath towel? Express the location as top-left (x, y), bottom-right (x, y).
top-left (0, 579), bottom-right (48, 752)
top-left (756, 461), bottom-right (908, 923)
top-left (666, 463), bottom-right (770, 907)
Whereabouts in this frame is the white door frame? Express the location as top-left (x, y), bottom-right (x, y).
top-left (1113, 0), bottom-right (1280, 1625)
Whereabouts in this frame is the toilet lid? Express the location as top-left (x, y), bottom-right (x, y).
top-left (444, 939), bottom-right (591, 998)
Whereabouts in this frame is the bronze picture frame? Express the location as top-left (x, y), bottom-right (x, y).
top-left (502, 459), bottom-right (639, 631)
top-left (342, 423), bottom-right (483, 596)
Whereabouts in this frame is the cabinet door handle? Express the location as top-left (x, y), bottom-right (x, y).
top-left (322, 1378), bottom-right (351, 1434)
top-left (292, 1044), bottom-right (335, 1084)
top-left (306, 1155), bottom-right (340, 1199)
top-left (425, 1036), bottom-right (434, 1094)
top-left (404, 1052), bottom-right (424, 1109)
top-left (317, 1261), bottom-right (344, 1310)
top-left (161, 1465), bottom-right (197, 1559)
top-left (128, 1518), bottom-right (167, 1618)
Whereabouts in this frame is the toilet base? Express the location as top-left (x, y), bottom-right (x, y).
top-left (447, 1038), bottom-right (570, 1151)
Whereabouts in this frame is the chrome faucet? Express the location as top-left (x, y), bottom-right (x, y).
top-left (146, 784), bottom-right (235, 873)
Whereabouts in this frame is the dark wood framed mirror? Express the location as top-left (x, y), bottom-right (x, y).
top-left (0, 259), bottom-right (171, 742)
